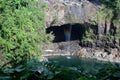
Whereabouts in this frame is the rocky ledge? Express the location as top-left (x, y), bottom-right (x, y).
top-left (42, 40), bottom-right (120, 63)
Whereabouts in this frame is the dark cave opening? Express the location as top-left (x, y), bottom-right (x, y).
top-left (46, 24), bottom-right (86, 42)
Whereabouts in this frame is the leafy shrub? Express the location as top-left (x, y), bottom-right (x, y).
top-left (0, 0), bottom-right (50, 65)
top-left (0, 60), bottom-right (94, 80)
top-left (1, 60), bottom-right (120, 80)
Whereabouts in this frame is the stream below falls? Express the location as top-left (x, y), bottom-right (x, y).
top-left (46, 55), bottom-right (120, 75)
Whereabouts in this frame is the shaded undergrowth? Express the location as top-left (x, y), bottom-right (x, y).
top-left (0, 59), bottom-right (120, 80)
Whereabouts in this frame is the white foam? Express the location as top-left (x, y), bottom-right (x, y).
top-left (66, 56), bottom-right (71, 59)
top-left (45, 49), bottom-right (54, 52)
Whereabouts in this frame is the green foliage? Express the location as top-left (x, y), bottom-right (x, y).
top-left (113, 15), bottom-right (120, 28)
top-left (0, 60), bottom-right (120, 80)
top-left (100, 0), bottom-right (120, 25)
top-left (95, 64), bottom-right (120, 80)
top-left (114, 0), bottom-right (120, 12)
top-left (77, 76), bottom-right (94, 80)
top-left (92, 0), bottom-right (120, 41)
top-left (114, 28), bottom-right (120, 39)
top-left (105, 9), bottom-right (113, 22)
top-left (41, 3), bottom-right (48, 9)
top-left (0, 59), bottom-right (46, 80)
top-left (0, 60), bottom-right (95, 80)
top-left (94, 7), bottom-right (113, 24)
top-left (81, 26), bottom-right (94, 43)
top-left (0, 0), bottom-right (50, 65)
top-left (82, 37), bottom-right (93, 42)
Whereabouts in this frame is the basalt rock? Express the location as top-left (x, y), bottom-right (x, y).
top-left (41, 0), bottom-right (120, 63)
top-left (39, 0), bottom-right (116, 36)
top-left (39, 0), bottom-right (99, 27)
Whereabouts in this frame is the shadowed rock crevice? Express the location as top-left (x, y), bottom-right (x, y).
top-left (46, 23), bottom-right (86, 42)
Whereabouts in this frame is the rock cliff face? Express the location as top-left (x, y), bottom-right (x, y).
top-left (39, 0), bottom-right (118, 35)
top-left (40, 0), bottom-right (120, 62)
top-left (39, 0), bottom-right (99, 26)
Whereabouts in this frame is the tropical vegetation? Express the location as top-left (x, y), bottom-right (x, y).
top-left (0, 0), bottom-right (120, 80)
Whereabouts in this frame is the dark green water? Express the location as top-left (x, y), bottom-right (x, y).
top-left (47, 56), bottom-right (112, 74)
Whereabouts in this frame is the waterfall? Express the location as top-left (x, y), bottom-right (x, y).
top-left (63, 1), bottom-right (84, 56)
top-left (64, 5), bottom-right (72, 58)
top-left (63, 0), bottom-right (86, 58)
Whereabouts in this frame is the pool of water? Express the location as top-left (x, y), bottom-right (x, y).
top-left (47, 55), bottom-right (113, 74)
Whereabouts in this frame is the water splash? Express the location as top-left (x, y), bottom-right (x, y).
top-left (64, 28), bottom-right (71, 41)
top-left (64, 27), bottom-right (72, 55)
top-left (64, 28), bottom-right (71, 55)
top-left (64, 5), bottom-right (72, 56)
top-left (63, 1), bottom-right (86, 56)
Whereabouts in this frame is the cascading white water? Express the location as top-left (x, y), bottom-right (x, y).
top-left (63, 4), bottom-right (72, 58)
top-left (63, 1), bottom-right (85, 58)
